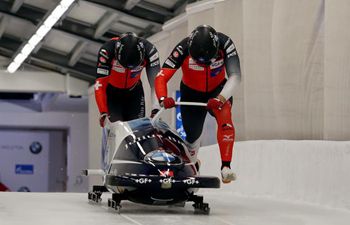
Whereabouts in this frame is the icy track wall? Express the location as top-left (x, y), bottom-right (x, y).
top-left (198, 140), bottom-right (350, 211)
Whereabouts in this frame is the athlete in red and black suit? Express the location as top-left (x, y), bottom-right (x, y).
top-left (155, 25), bottom-right (241, 183)
top-left (94, 32), bottom-right (160, 126)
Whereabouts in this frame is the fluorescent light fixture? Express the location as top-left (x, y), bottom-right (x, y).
top-left (44, 15), bottom-right (61, 28)
top-left (61, 0), bottom-right (75, 7)
top-left (35, 26), bottom-right (51, 38)
top-left (28, 34), bottom-right (43, 46)
top-left (7, 62), bottom-right (20, 73)
top-left (6, 0), bottom-right (76, 73)
top-left (20, 44), bottom-right (35, 55)
top-left (14, 53), bottom-right (27, 64)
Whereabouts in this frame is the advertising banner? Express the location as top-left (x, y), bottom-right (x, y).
top-left (175, 90), bottom-right (186, 140)
top-left (0, 130), bottom-right (49, 192)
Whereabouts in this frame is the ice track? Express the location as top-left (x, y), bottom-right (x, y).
top-left (1, 192), bottom-right (350, 225)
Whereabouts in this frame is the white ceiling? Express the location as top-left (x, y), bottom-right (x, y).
top-left (3, 15), bottom-right (35, 39)
top-left (43, 30), bottom-right (80, 54)
top-left (144, 0), bottom-right (178, 9)
top-left (67, 1), bottom-right (107, 25)
top-left (110, 22), bottom-right (141, 34)
top-left (23, 0), bottom-right (60, 11)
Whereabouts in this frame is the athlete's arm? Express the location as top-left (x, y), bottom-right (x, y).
top-left (155, 38), bottom-right (188, 100)
top-left (94, 76), bottom-right (109, 114)
top-left (217, 33), bottom-right (241, 102)
top-left (94, 40), bottom-right (116, 114)
top-left (144, 41), bottom-right (161, 109)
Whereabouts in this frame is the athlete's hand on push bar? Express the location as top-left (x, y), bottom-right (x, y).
top-left (159, 97), bottom-right (175, 109)
top-left (99, 113), bottom-right (108, 127)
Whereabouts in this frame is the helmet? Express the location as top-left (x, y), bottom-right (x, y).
top-left (188, 25), bottom-right (219, 65)
top-left (116, 32), bottom-right (145, 69)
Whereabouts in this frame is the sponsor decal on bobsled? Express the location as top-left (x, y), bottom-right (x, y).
top-left (144, 150), bottom-right (177, 163)
top-left (134, 178), bottom-right (152, 184)
top-left (183, 178), bottom-right (199, 185)
top-left (160, 170), bottom-right (174, 177)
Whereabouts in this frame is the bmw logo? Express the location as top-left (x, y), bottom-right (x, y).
top-left (29, 141), bottom-right (42, 154)
top-left (151, 151), bottom-right (176, 163)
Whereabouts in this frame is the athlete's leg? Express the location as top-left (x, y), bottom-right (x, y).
top-left (211, 100), bottom-right (236, 182)
top-left (106, 85), bottom-right (124, 122)
top-left (123, 82), bottom-right (145, 121)
top-left (103, 85), bottom-right (124, 171)
top-left (211, 101), bottom-right (235, 166)
top-left (180, 82), bottom-right (207, 161)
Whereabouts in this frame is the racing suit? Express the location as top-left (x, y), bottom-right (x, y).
top-left (94, 37), bottom-right (160, 123)
top-left (155, 32), bottom-right (241, 168)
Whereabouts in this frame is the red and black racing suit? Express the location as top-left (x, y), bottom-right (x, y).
top-left (94, 37), bottom-right (160, 122)
top-left (155, 32), bottom-right (241, 166)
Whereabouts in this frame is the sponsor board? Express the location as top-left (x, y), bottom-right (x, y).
top-left (29, 141), bottom-right (42, 154)
top-left (15, 164), bottom-right (34, 175)
top-left (176, 91), bottom-right (186, 140)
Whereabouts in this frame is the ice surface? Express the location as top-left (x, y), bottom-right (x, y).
top-left (0, 191), bottom-right (349, 225)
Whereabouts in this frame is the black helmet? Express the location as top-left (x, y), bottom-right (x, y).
top-left (116, 32), bottom-right (145, 69)
top-left (188, 25), bottom-right (219, 65)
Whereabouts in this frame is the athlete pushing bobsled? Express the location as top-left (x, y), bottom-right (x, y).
top-left (94, 32), bottom-right (160, 125)
top-left (155, 25), bottom-right (242, 183)
top-left (93, 32), bottom-right (160, 171)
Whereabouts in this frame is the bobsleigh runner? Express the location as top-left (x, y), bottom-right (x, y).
top-left (82, 102), bottom-right (220, 214)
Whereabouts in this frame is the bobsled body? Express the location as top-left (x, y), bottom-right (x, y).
top-left (102, 117), bottom-right (219, 205)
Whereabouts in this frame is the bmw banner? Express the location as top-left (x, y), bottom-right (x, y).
top-left (0, 130), bottom-right (49, 192)
top-left (175, 90), bottom-right (186, 140)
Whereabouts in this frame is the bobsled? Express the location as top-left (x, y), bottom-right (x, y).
top-left (83, 102), bottom-right (220, 214)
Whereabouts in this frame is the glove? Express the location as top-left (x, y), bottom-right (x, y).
top-left (99, 113), bottom-right (108, 127)
top-left (207, 98), bottom-right (224, 111)
top-left (150, 108), bottom-right (160, 118)
top-left (160, 97), bottom-right (175, 109)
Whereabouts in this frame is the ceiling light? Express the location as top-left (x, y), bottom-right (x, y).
top-left (28, 34), bottom-right (44, 47)
top-left (6, 0), bottom-right (76, 73)
top-left (7, 62), bottom-right (20, 73)
top-left (35, 26), bottom-right (51, 38)
top-left (20, 44), bottom-right (35, 56)
top-left (14, 53), bottom-right (27, 64)
top-left (60, 0), bottom-right (75, 8)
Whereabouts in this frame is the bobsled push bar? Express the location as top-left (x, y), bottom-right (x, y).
top-left (151, 101), bottom-right (207, 123)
